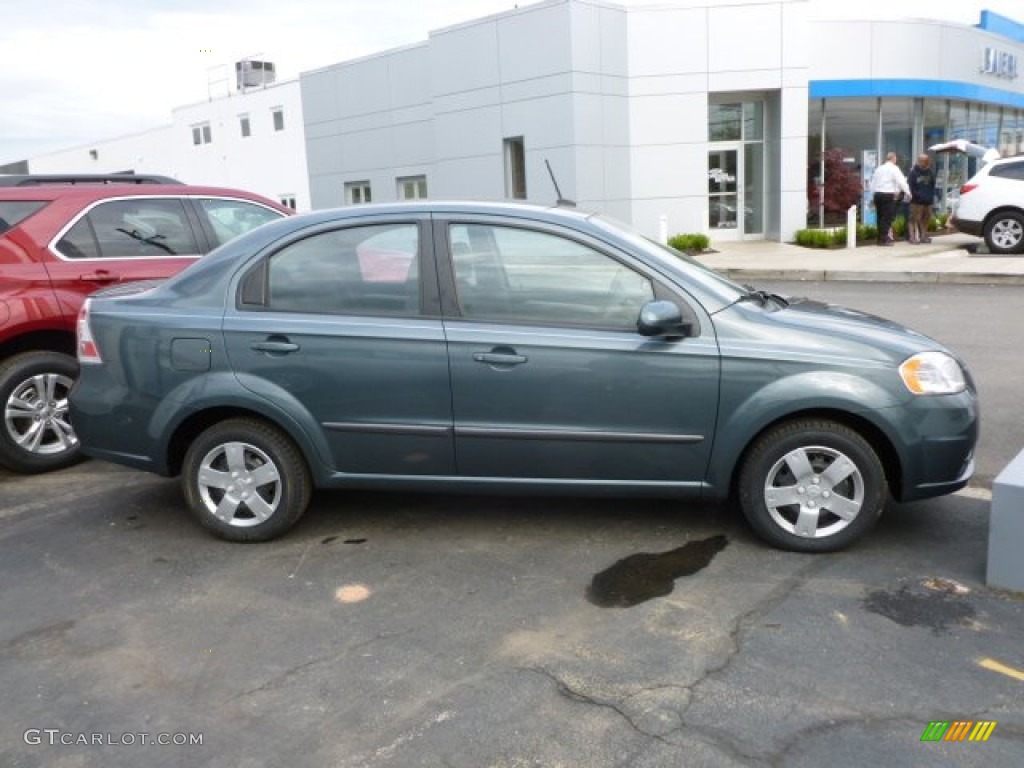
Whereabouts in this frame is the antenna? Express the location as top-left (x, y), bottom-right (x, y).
top-left (545, 159), bottom-right (576, 207)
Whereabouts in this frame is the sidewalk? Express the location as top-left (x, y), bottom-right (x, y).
top-left (696, 232), bottom-right (1024, 284)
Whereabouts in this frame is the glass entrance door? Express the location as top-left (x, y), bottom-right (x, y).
top-left (708, 147), bottom-right (740, 234)
top-left (708, 99), bottom-right (765, 239)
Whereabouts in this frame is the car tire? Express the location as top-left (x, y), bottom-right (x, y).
top-left (181, 418), bottom-right (312, 542)
top-left (738, 419), bottom-right (887, 553)
top-left (0, 350), bottom-right (83, 474)
top-left (983, 210), bottom-right (1024, 255)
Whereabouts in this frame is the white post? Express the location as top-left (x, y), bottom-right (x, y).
top-left (847, 205), bottom-right (857, 249)
top-left (659, 214), bottom-right (668, 244)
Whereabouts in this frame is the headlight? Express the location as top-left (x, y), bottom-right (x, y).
top-left (899, 351), bottom-right (966, 395)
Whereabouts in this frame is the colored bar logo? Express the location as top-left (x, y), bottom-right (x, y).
top-left (921, 721), bottom-right (997, 742)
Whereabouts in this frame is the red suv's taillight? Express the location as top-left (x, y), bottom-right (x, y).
top-left (959, 183), bottom-right (978, 195)
top-left (77, 299), bottom-right (102, 364)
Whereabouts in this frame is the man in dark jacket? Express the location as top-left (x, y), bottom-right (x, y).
top-left (907, 154), bottom-right (937, 244)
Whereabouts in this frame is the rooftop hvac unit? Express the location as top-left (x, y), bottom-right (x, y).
top-left (236, 60), bottom-right (276, 90)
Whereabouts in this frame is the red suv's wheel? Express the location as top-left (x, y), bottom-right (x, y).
top-left (0, 351), bottom-right (83, 474)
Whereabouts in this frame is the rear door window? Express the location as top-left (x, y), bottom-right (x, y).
top-left (55, 199), bottom-right (201, 259)
top-left (0, 201), bottom-right (47, 235)
top-left (262, 223), bottom-right (420, 316)
top-left (195, 198), bottom-right (282, 247)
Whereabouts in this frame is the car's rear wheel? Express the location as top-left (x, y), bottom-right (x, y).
top-left (738, 419), bottom-right (887, 552)
top-left (181, 418), bottom-right (312, 542)
top-left (0, 351), bottom-right (83, 474)
top-left (983, 210), bottom-right (1024, 254)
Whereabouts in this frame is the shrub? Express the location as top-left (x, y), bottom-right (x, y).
top-left (830, 228), bottom-right (848, 247)
top-left (929, 212), bottom-right (949, 232)
top-left (667, 233), bottom-right (710, 253)
top-left (794, 228), bottom-right (833, 248)
top-left (891, 216), bottom-right (907, 239)
top-left (857, 224), bottom-right (878, 242)
top-left (808, 147), bottom-right (863, 214)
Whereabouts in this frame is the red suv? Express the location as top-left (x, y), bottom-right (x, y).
top-left (0, 174), bottom-right (291, 473)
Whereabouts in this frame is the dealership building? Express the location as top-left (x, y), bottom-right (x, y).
top-left (13, 0), bottom-right (1024, 242)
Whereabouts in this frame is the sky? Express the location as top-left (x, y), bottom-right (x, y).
top-left (2, 0), bottom-right (1022, 165)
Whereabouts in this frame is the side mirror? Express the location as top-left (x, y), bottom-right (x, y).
top-left (637, 300), bottom-right (692, 338)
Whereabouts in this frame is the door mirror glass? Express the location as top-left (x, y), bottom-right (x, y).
top-left (638, 300), bottom-right (691, 338)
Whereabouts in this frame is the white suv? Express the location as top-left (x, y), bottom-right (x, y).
top-left (951, 157), bottom-right (1024, 254)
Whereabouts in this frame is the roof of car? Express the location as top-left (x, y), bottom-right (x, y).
top-left (0, 183), bottom-right (285, 203)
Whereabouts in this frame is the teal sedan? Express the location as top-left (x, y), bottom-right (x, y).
top-left (70, 202), bottom-right (977, 551)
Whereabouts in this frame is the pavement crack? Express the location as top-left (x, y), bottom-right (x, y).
top-left (683, 558), bottom-right (831, 706)
top-left (524, 665), bottom-right (676, 745)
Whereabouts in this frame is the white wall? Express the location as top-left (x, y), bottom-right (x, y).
top-left (171, 80), bottom-right (310, 210)
top-left (29, 80), bottom-right (311, 211)
top-left (625, 0), bottom-right (809, 239)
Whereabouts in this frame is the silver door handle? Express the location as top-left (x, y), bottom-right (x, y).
top-left (473, 352), bottom-right (527, 365)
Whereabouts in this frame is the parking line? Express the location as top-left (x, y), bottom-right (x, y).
top-left (979, 657), bottom-right (1024, 682)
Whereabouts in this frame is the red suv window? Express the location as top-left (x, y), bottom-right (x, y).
top-left (55, 199), bottom-right (201, 259)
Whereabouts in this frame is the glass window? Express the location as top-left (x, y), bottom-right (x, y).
top-left (449, 224), bottom-right (653, 329)
top-left (272, 108), bottom-right (284, 132)
top-left (709, 104), bottom-right (741, 141)
top-left (279, 195), bottom-right (296, 210)
top-left (266, 223), bottom-right (419, 315)
top-left (744, 143), bottom-right (764, 234)
top-left (503, 138), bottom-right (526, 199)
top-left (192, 126), bottom-right (202, 146)
top-left (239, 115), bottom-right (251, 138)
top-left (196, 199), bottom-right (283, 247)
top-left (708, 149), bottom-right (738, 229)
top-left (990, 160), bottom-right (1024, 180)
top-left (881, 98), bottom-right (913, 172)
top-left (742, 102), bottom-right (763, 141)
top-left (345, 181), bottom-right (372, 205)
top-left (397, 175), bottom-right (428, 200)
top-left (59, 199), bottom-right (200, 259)
top-left (0, 201), bottom-right (47, 236)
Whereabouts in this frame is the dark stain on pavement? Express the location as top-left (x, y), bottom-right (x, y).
top-left (862, 586), bottom-right (976, 633)
top-left (587, 535), bottom-right (729, 608)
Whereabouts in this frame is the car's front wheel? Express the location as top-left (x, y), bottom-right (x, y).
top-left (181, 418), bottom-right (312, 542)
top-left (0, 351), bottom-right (82, 474)
top-left (983, 210), bottom-right (1024, 254)
top-left (738, 419), bottom-right (887, 552)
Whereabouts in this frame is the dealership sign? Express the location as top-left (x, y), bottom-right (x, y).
top-left (980, 47), bottom-right (1019, 80)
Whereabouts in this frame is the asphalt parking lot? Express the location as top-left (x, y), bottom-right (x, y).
top-left (2, 282), bottom-right (1023, 767)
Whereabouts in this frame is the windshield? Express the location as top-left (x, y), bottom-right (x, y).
top-left (589, 213), bottom-right (747, 303)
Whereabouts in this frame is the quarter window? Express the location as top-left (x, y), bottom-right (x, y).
top-left (265, 223), bottom-right (419, 315)
top-left (449, 224), bottom-right (654, 329)
top-left (196, 199), bottom-right (283, 247)
top-left (990, 161), bottom-right (1024, 181)
top-left (56, 199), bottom-right (200, 259)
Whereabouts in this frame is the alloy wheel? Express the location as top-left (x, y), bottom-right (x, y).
top-left (196, 441), bottom-right (283, 527)
top-left (4, 372), bottom-right (77, 456)
top-left (763, 445), bottom-right (864, 539)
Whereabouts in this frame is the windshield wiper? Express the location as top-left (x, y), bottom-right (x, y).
top-left (739, 284), bottom-right (789, 308)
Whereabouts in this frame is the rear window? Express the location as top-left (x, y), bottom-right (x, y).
top-left (0, 201), bottom-right (48, 236)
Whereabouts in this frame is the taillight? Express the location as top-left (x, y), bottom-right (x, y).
top-left (76, 299), bottom-right (102, 364)
top-left (959, 183), bottom-right (977, 195)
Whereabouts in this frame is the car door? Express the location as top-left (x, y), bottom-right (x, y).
top-left (436, 217), bottom-right (720, 484)
top-left (44, 196), bottom-right (205, 324)
top-left (222, 215), bottom-right (455, 476)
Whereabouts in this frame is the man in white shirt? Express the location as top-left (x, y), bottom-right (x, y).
top-left (870, 152), bottom-right (912, 246)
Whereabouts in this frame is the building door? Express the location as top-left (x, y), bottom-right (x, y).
top-left (708, 101), bottom-right (765, 240)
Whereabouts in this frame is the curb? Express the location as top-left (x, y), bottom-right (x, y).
top-left (712, 267), bottom-right (1024, 285)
